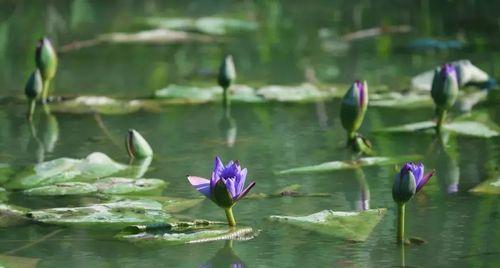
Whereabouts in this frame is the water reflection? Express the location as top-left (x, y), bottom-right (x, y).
top-left (26, 107), bottom-right (59, 163)
top-left (429, 132), bottom-right (460, 194)
top-left (344, 168), bottom-right (370, 211)
top-left (199, 240), bottom-right (246, 268)
top-left (130, 156), bottom-right (152, 178)
top-left (219, 102), bottom-right (237, 148)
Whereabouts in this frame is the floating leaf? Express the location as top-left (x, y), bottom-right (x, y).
top-left (23, 182), bottom-right (97, 196)
top-left (269, 209), bottom-right (386, 242)
top-left (469, 178), bottom-right (500, 194)
top-left (246, 184), bottom-right (332, 199)
top-left (50, 96), bottom-right (143, 114)
top-left (94, 177), bottom-right (167, 195)
top-left (379, 120), bottom-right (499, 138)
top-left (27, 199), bottom-right (171, 227)
top-left (0, 203), bottom-right (29, 228)
top-left (6, 152), bottom-right (129, 190)
top-left (119, 221), bottom-right (255, 244)
top-left (154, 84), bottom-right (221, 102)
top-left (120, 196), bottom-right (204, 213)
top-left (369, 92), bottom-right (432, 108)
top-left (276, 156), bottom-right (419, 175)
top-left (0, 255), bottom-right (39, 268)
top-left (256, 83), bottom-right (337, 102)
top-left (145, 17), bottom-right (258, 35)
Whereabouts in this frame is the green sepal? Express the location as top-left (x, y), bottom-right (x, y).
top-left (213, 179), bottom-right (234, 209)
top-left (392, 171), bottom-right (416, 203)
top-left (25, 69), bottom-right (43, 99)
top-left (126, 129), bottom-right (153, 159)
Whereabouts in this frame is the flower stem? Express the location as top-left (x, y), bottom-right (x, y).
top-left (222, 87), bottom-right (231, 114)
top-left (41, 79), bottom-right (51, 105)
top-left (396, 202), bottom-right (405, 244)
top-left (436, 109), bottom-right (447, 132)
top-left (27, 99), bottom-right (36, 121)
top-left (224, 207), bottom-right (236, 226)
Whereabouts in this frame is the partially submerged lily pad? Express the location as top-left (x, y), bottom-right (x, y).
top-left (256, 83), bottom-right (338, 102)
top-left (269, 209), bottom-right (386, 242)
top-left (469, 178), bottom-right (500, 194)
top-left (50, 96), bottom-right (143, 114)
top-left (94, 177), bottom-right (167, 195)
top-left (378, 120), bottom-right (499, 138)
top-left (119, 221), bottom-right (255, 244)
top-left (27, 199), bottom-right (170, 227)
top-left (0, 203), bottom-right (30, 228)
top-left (276, 156), bottom-right (418, 175)
top-left (6, 152), bottom-right (129, 190)
top-left (23, 182), bottom-right (97, 196)
top-left (144, 17), bottom-right (258, 35)
top-left (369, 92), bottom-right (432, 108)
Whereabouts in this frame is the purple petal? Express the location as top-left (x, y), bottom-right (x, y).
top-left (225, 178), bottom-right (238, 199)
top-left (416, 170), bottom-right (434, 192)
top-left (410, 163), bottom-right (424, 184)
top-left (235, 181), bottom-right (255, 201)
top-left (236, 168), bottom-right (247, 194)
top-left (355, 80), bottom-right (364, 107)
top-left (187, 176), bottom-right (211, 198)
top-left (211, 156), bottom-right (224, 189)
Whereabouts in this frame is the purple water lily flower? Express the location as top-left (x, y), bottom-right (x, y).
top-left (188, 156), bottom-right (255, 209)
top-left (402, 162), bottom-right (434, 193)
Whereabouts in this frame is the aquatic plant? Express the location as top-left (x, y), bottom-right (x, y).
top-left (24, 69), bottom-right (43, 121)
top-left (431, 63), bottom-right (459, 131)
top-left (392, 162), bottom-right (434, 244)
top-left (340, 80), bottom-right (371, 153)
top-left (35, 38), bottom-right (58, 104)
top-left (125, 129), bottom-right (153, 159)
top-left (218, 55), bottom-right (236, 109)
top-left (188, 156), bottom-right (255, 226)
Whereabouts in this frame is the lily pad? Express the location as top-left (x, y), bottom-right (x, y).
top-left (6, 152), bottom-right (129, 190)
top-left (27, 199), bottom-right (171, 227)
top-left (369, 92), bottom-right (432, 108)
top-left (0, 203), bottom-right (30, 228)
top-left (269, 209), bottom-right (386, 242)
top-left (276, 156), bottom-right (418, 175)
top-left (120, 196), bottom-right (204, 213)
top-left (94, 177), bottom-right (167, 195)
top-left (50, 96), bottom-right (143, 114)
top-left (0, 255), bottom-right (39, 268)
top-left (469, 178), bottom-right (500, 194)
top-left (154, 84), bottom-right (221, 102)
top-left (145, 17), bottom-right (258, 35)
top-left (379, 120), bottom-right (499, 138)
top-left (23, 182), bottom-right (97, 196)
top-left (256, 83), bottom-right (337, 102)
top-left (119, 221), bottom-right (255, 244)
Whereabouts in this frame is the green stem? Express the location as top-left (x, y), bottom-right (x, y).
top-left (436, 109), bottom-right (447, 132)
top-left (399, 242), bottom-right (406, 267)
top-left (224, 207), bottom-right (236, 226)
top-left (41, 79), bottom-right (51, 105)
top-left (347, 132), bottom-right (356, 146)
top-left (222, 87), bottom-right (231, 115)
top-left (27, 99), bottom-right (36, 121)
top-left (397, 203), bottom-right (405, 244)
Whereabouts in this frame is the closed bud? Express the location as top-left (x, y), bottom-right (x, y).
top-left (35, 37), bottom-right (58, 81)
top-left (431, 64), bottom-right (459, 110)
top-left (392, 163), bottom-right (417, 203)
top-left (218, 55), bottom-right (236, 89)
top-left (25, 69), bottom-right (43, 100)
top-left (125, 129), bottom-right (153, 159)
top-left (340, 80), bottom-right (368, 137)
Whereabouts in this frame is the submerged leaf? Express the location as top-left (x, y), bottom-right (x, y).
top-left (6, 152), bottom-right (129, 190)
top-left (379, 120), bottom-right (499, 138)
top-left (119, 221), bottom-right (255, 244)
top-left (276, 156), bottom-right (418, 175)
top-left (27, 199), bottom-right (171, 227)
top-left (269, 209), bottom-right (386, 242)
top-left (469, 178), bottom-right (500, 194)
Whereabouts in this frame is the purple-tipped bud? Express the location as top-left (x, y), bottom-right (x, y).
top-left (392, 162), bottom-right (434, 204)
top-left (35, 37), bottom-right (58, 81)
top-left (340, 80), bottom-right (368, 138)
top-left (431, 63), bottom-right (459, 110)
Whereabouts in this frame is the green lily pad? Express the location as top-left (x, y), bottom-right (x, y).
top-left (0, 255), bottom-right (39, 268)
top-left (22, 182), bottom-right (97, 196)
top-left (154, 84), bottom-right (221, 102)
top-left (50, 96), bottom-right (143, 114)
top-left (469, 178), bottom-right (500, 194)
top-left (276, 156), bottom-right (418, 175)
top-left (369, 92), bottom-right (432, 108)
top-left (26, 199), bottom-right (171, 227)
top-left (94, 177), bottom-right (167, 195)
top-left (256, 83), bottom-right (337, 102)
top-left (121, 196), bottom-right (204, 213)
top-left (0, 203), bottom-right (30, 228)
top-left (246, 184), bottom-right (332, 199)
top-left (379, 120), bottom-right (499, 138)
top-left (6, 152), bottom-right (129, 190)
top-left (119, 221), bottom-right (255, 244)
top-left (145, 17), bottom-right (258, 35)
top-left (269, 209), bottom-right (386, 242)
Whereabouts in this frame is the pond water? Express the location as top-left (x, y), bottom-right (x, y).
top-left (1, 1), bottom-right (500, 267)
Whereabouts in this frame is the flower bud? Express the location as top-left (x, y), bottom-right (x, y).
top-left (125, 129), bottom-right (153, 159)
top-left (392, 164), bottom-right (417, 204)
top-left (431, 64), bottom-right (459, 110)
top-left (213, 179), bottom-right (235, 209)
top-left (340, 80), bottom-right (368, 137)
top-left (35, 37), bottom-right (58, 81)
top-left (218, 55), bottom-right (236, 89)
top-left (25, 69), bottom-right (43, 100)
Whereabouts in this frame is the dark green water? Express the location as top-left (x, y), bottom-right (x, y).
top-left (1, 1), bottom-right (500, 267)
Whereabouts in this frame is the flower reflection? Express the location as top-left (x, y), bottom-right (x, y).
top-left (199, 241), bottom-right (246, 268)
top-left (26, 107), bottom-right (59, 163)
top-left (344, 168), bottom-right (370, 211)
top-left (219, 109), bottom-right (237, 148)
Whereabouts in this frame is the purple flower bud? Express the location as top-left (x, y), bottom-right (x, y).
top-left (392, 162), bottom-right (434, 204)
top-left (431, 63), bottom-right (459, 110)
